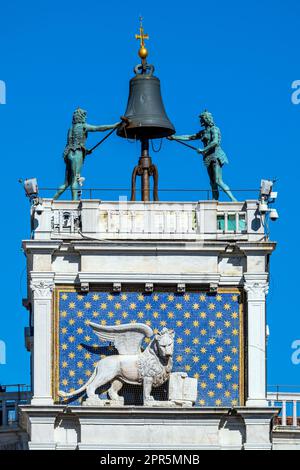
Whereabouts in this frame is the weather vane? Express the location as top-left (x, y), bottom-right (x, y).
top-left (135, 16), bottom-right (149, 64)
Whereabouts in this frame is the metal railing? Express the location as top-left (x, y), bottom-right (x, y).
top-left (38, 187), bottom-right (259, 201)
top-left (0, 384), bottom-right (31, 427)
top-left (268, 385), bottom-right (300, 427)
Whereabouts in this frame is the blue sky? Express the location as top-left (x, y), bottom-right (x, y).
top-left (0, 0), bottom-right (299, 390)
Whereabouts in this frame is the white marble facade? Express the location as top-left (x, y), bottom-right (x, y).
top-left (20, 198), bottom-right (279, 449)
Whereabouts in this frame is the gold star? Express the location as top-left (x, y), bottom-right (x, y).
top-left (144, 337), bottom-right (151, 343)
top-left (176, 320), bottom-right (183, 327)
top-left (100, 303), bottom-right (107, 310)
top-left (231, 399), bottom-right (238, 406)
top-left (231, 312), bottom-right (238, 319)
top-left (224, 338), bottom-right (231, 345)
top-left (115, 320), bottom-right (121, 325)
top-left (62, 379), bottom-right (68, 386)
top-left (138, 311), bottom-right (144, 318)
top-left (232, 365), bottom-right (239, 372)
top-left (61, 327), bottom-right (67, 334)
top-left (62, 361), bottom-right (68, 368)
top-left (84, 335), bottom-right (91, 342)
top-left (100, 319), bottom-right (107, 326)
top-left (208, 390), bottom-right (215, 397)
top-left (224, 320), bottom-right (231, 328)
top-left (107, 294), bottom-right (114, 301)
top-left (208, 303), bottom-right (216, 310)
top-left (200, 382), bottom-right (207, 389)
top-left (160, 320), bottom-right (167, 327)
top-left (77, 361), bottom-right (83, 368)
top-left (216, 329), bottom-right (223, 336)
top-left (209, 373), bottom-right (215, 380)
top-left (122, 312), bottom-right (128, 318)
top-left (85, 370), bottom-right (92, 377)
top-left (200, 347), bottom-right (206, 353)
top-left (92, 294), bottom-right (99, 301)
top-left (193, 356), bottom-right (199, 363)
top-left (176, 337), bottom-right (183, 344)
top-left (77, 311), bottom-right (83, 318)
top-left (84, 302), bottom-right (91, 309)
top-left (215, 399), bottom-right (222, 406)
top-left (225, 374), bottom-right (232, 381)
top-left (121, 294), bottom-right (127, 301)
top-left (199, 294), bottom-right (206, 302)
top-left (145, 320), bottom-right (152, 326)
top-left (232, 329), bottom-right (239, 336)
top-left (232, 383), bottom-right (238, 390)
top-left (176, 355), bottom-right (183, 362)
top-left (168, 294), bottom-right (174, 302)
top-left (61, 343), bottom-right (68, 350)
top-left (185, 365), bottom-right (191, 372)
top-left (224, 355), bottom-right (232, 363)
top-left (193, 303), bottom-right (200, 310)
top-left (60, 310), bottom-right (68, 318)
top-left (225, 391), bottom-right (231, 397)
top-left (193, 320), bottom-right (199, 327)
top-left (130, 319), bottom-right (137, 324)
top-left (69, 370), bottom-right (75, 377)
top-left (77, 345), bottom-right (83, 351)
top-left (153, 294), bottom-right (159, 301)
top-left (108, 311), bottom-right (114, 318)
top-left (78, 379), bottom-right (84, 385)
top-left (201, 364), bottom-right (208, 371)
top-left (232, 347), bottom-right (238, 354)
top-left (168, 312), bottom-right (174, 319)
top-left (216, 346), bottom-right (223, 354)
top-left (200, 329), bottom-right (207, 336)
top-left (224, 303), bottom-right (230, 310)
top-left (69, 302), bottom-right (76, 309)
top-left (209, 320), bottom-right (215, 327)
top-left (216, 382), bottom-right (223, 389)
top-left (216, 295), bottom-right (222, 301)
top-left (184, 329), bottom-right (191, 335)
top-left (193, 338), bottom-right (200, 345)
top-left (137, 294), bottom-right (144, 301)
top-left (199, 399), bottom-right (206, 405)
top-left (185, 347), bottom-right (191, 354)
top-left (153, 312), bottom-right (159, 318)
top-left (217, 364), bottom-right (223, 371)
top-left (209, 355), bottom-right (216, 363)
top-left (176, 303), bottom-right (183, 310)
top-left (208, 338), bottom-right (216, 345)
top-left (130, 303), bottom-right (137, 310)
top-left (61, 293), bottom-right (68, 300)
top-left (231, 295), bottom-right (238, 302)
top-left (183, 294), bottom-right (190, 301)
top-left (77, 328), bottom-right (83, 334)
top-left (216, 311), bottom-right (222, 319)
top-left (68, 352), bottom-right (75, 359)
top-left (200, 312), bottom-right (206, 319)
top-left (194, 373), bottom-right (200, 379)
top-left (160, 303), bottom-right (167, 310)
top-left (68, 336), bottom-right (75, 343)
top-left (115, 303), bottom-right (121, 310)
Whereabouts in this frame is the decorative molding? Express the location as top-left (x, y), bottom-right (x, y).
top-left (30, 278), bottom-right (54, 300)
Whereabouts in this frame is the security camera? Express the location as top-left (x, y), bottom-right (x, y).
top-left (269, 208), bottom-right (279, 221)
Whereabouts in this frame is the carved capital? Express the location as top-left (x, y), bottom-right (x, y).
top-left (30, 279), bottom-right (54, 300)
top-left (244, 281), bottom-right (269, 301)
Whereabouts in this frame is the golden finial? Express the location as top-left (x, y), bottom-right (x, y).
top-left (135, 16), bottom-right (149, 63)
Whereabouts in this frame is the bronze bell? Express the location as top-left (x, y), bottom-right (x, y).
top-left (117, 64), bottom-right (175, 140)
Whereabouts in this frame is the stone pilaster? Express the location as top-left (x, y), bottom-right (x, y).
top-left (30, 273), bottom-right (55, 406)
top-left (244, 273), bottom-right (269, 407)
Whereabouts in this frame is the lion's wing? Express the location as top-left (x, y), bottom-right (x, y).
top-left (88, 322), bottom-right (154, 354)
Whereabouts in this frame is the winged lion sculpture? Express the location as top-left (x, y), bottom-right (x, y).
top-left (58, 322), bottom-right (175, 406)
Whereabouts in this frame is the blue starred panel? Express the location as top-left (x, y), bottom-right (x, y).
top-left (55, 291), bottom-right (243, 407)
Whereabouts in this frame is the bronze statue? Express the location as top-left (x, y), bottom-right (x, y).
top-left (169, 111), bottom-right (237, 202)
top-left (54, 108), bottom-right (120, 200)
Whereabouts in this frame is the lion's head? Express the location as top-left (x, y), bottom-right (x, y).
top-left (154, 328), bottom-right (175, 358)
